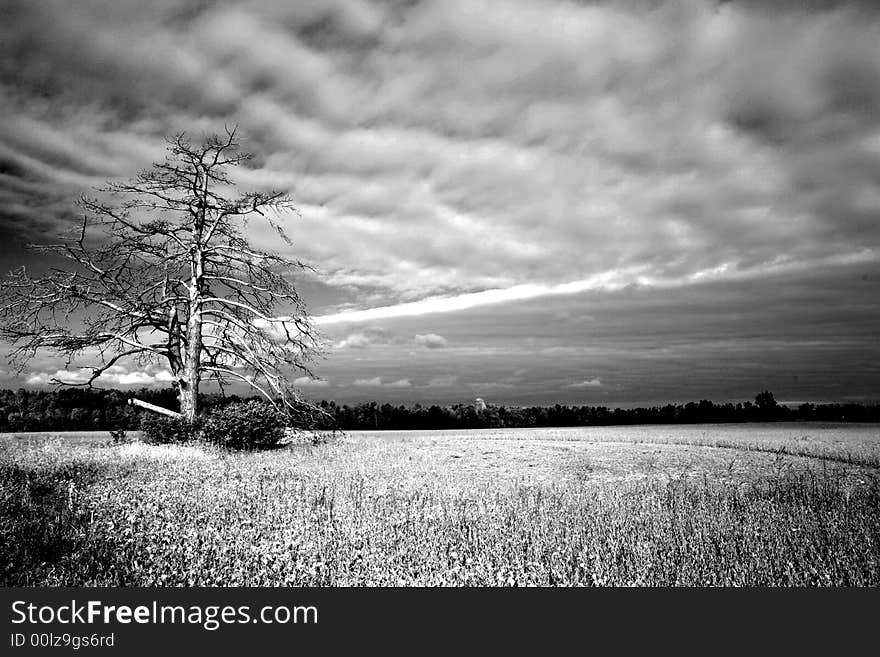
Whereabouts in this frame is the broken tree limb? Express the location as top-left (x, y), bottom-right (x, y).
top-left (128, 398), bottom-right (182, 418)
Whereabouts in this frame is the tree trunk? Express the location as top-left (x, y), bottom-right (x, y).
top-left (179, 237), bottom-right (204, 423)
top-left (179, 312), bottom-right (203, 422)
top-left (178, 377), bottom-right (198, 422)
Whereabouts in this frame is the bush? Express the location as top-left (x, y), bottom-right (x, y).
top-left (139, 414), bottom-right (199, 445)
top-left (107, 428), bottom-right (131, 445)
top-left (201, 401), bottom-right (288, 451)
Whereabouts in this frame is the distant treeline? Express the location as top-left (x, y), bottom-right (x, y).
top-left (0, 387), bottom-right (878, 432)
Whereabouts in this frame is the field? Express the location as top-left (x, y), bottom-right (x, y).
top-left (2, 423), bottom-right (879, 586)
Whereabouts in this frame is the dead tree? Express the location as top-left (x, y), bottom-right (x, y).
top-left (0, 129), bottom-right (325, 425)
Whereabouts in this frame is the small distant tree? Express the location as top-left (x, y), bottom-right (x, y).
top-left (0, 129), bottom-right (325, 425)
top-left (754, 390), bottom-right (778, 411)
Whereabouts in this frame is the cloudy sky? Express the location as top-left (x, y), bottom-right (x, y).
top-left (1, 0), bottom-right (879, 406)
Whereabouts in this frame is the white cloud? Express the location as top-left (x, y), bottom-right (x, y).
top-left (414, 333), bottom-right (448, 349)
top-left (314, 250), bottom-right (878, 323)
top-left (569, 378), bottom-right (603, 389)
top-left (315, 268), bottom-right (643, 324)
top-left (113, 371), bottom-right (157, 385)
top-left (333, 327), bottom-right (392, 349)
top-left (351, 376), bottom-right (411, 388)
top-left (26, 369), bottom-right (91, 385)
top-left (353, 376), bottom-right (383, 387)
top-left (25, 365), bottom-right (175, 387)
top-left (293, 376), bottom-right (330, 387)
top-left (335, 333), bottom-right (372, 349)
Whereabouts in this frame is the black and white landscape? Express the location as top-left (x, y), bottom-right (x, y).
top-left (0, 1), bottom-right (878, 587)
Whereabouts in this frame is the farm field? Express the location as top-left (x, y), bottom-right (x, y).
top-left (2, 423), bottom-right (879, 586)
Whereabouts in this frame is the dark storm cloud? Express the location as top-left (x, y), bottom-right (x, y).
top-left (3, 0), bottom-right (879, 295)
top-left (723, 0), bottom-right (880, 14)
top-left (318, 258), bottom-right (880, 404)
top-left (1, 1), bottom-right (878, 400)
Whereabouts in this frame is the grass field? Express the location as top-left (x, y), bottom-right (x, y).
top-left (2, 423), bottom-right (879, 586)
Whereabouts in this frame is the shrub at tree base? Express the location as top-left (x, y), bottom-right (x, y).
top-left (201, 401), bottom-right (287, 451)
top-left (139, 415), bottom-right (200, 445)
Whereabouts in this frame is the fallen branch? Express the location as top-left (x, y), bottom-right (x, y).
top-left (128, 398), bottom-right (182, 419)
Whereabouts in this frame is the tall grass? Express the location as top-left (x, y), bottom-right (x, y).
top-left (2, 439), bottom-right (877, 586)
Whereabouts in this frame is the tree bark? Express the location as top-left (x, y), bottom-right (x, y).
top-left (182, 325), bottom-right (203, 419)
top-left (180, 241), bottom-right (204, 422)
top-left (178, 376), bottom-right (198, 422)
top-left (180, 315), bottom-right (202, 421)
